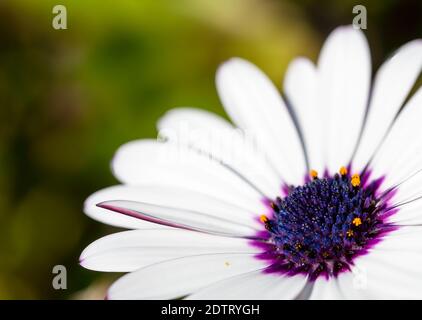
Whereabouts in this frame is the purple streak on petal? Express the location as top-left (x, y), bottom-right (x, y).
top-left (346, 163), bottom-right (352, 174)
top-left (323, 168), bottom-right (330, 178)
top-left (303, 173), bottom-right (311, 184)
top-left (96, 202), bottom-right (195, 231)
top-left (380, 207), bottom-right (399, 220)
top-left (260, 198), bottom-right (275, 218)
top-left (360, 168), bottom-right (374, 188)
top-left (281, 183), bottom-right (291, 197)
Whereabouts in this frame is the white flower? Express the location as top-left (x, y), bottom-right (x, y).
top-left (80, 25), bottom-right (422, 300)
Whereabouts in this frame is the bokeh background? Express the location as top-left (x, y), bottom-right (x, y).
top-left (0, 0), bottom-right (420, 299)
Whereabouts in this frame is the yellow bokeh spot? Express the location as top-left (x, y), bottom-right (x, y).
top-left (351, 174), bottom-right (361, 187)
top-left (260, 214), bottom-right (268, 224)
top-left (310, 169), bottom-right (318, 179)
top-left (346, 230), bottom-right (354, 237)
top-left (352, 217), bottom-right (362, 227)
top-left (339, 166), bottom-right (348, 176)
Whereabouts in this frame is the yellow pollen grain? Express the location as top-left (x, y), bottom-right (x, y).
top-left (351, 174), bottom-right (361, 187)
top-left (260, 215), bottom-right (268, 224)
top-left (346, 230), bottom-right (354, 237)
top-left (310, 169), bottom-right (318, 179)
top-left (339, 166), bottom-right (348, 176)
top-left (352, 217), bottom-right (362, 227)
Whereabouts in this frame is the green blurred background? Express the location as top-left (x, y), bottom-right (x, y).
top-left (0, 0), bottom-right (420, 299)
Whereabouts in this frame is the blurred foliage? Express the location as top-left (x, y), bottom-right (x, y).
top-left (0, 0), bottom-right (420, 299)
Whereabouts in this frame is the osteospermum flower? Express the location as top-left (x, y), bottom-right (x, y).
top-left (80, 26), bottom-right (422, 299)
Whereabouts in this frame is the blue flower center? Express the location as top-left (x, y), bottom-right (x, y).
top-left (258, 169), bottom-right (391, 280)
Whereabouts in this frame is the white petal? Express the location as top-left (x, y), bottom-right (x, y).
top-left (97, 199), bottom-right (259, 238)
top-left (284, 58), bottom-right (322, 172)
top-left (87, 184), bottom-right (261, 228)
top-left (386, 199), bottom-right (422, 225)
top-left (158, 107), bottom-right (231, 133)
top-left (112, 139), bottom-right (267, 212)
top-left (372, 226), bottom-right (422, 251)
top-left (187, 271), bottom-right (307, 300)
top-left (386, 170), bottom-right (422, 210)
top-left (338, 230), bottom-right (422, 299)
top-left (216, 58), bottom-right (306, 185)
top-left (309, 277), bottom-right (343, 300)
top-left (353, 39), bottom-right (422, 172)
top-left (335, 272), bottom-right (371, 299)
top-left (108, 253), bottom-right (267, 299)
top-left (317, 26), bottom-right (371, 173)
top-left (80, 229), bottom-right (260, 272)
top-left (157, 108), bottom-right (282, 199)
top-left (84, 185), bottom-right (166, 229)
top-left (370, 87), bottom-right (422, 201)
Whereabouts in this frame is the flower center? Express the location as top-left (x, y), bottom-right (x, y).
top-left (257, 167), bottom-right (391, 280)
